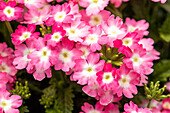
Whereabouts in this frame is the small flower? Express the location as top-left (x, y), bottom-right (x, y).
top-left (0, 1), bottom-right (23, 21)
top-left (0, 89), bottom-right (22, 113)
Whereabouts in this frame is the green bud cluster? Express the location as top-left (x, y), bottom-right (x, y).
top-left (10, 81), bottom-right (31, 100)
top-left (100, 45), bottom-right (124, 66)
top-left (39, 85), bottom-right (56, 109)
top-left (144, 81), bottom-right (170, 101)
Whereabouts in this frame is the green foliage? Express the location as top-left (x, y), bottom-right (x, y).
top-left (144, 81), bottom-right (170, 101)
top-left (152, 60), bottom-right (170, 82)
top-left (45, 86), bottom-right (75, 113)
top-left (19, 106), bottom-right (29, 113)
top-left (10, 81), bottom-right (31, 100)
top-left (39, 85), bottom-right (56, 108)
top-left (159, 16), bottom-right (170, 42)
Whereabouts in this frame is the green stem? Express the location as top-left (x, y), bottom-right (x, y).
top-left (147, 99), bottom-right (152, 108)
top-left (5, 21), bottom-right (13, 34)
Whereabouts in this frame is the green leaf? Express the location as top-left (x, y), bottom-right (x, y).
top-left (161, 3), bottom-right (170, 13)
top-left (152, 60), bottom-right (170, 82)
top-left (19, 106), bottom-right (29, 113)
top-left (46, 86), bottom-right (75, 113)
top-left (159, 16), bottom-right (170, 42)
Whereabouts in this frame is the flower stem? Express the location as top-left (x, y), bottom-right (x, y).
top-left (40, 24), bottom-right (48, 32)
top-left (147, 99), bottom-right (152, 108)
top-left (5, 21), bottom-right (13, 34)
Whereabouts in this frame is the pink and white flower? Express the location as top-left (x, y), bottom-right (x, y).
top-left (16, 0), bottom-right (44, 9)
top-left (54, 38), bottom-right (82, 72)
top-left (116, 64), bottom-right (140, 98)
top-left (124, 101), bottom-right (152, 113)
top-left (80, 10), bottom-right (111, 26)
top-left (0, 89), bottom-right (22, 113)
top-left (44, 25), bottom-right (66, 47)
top-left (123, 45), bottom-right (154, 75)
top-left (0, 1), bottom-right (23, 21)
top-left (63, 19), bottom-right (90, 42)
top-left (80, 102), bottom-right (105, 113)
top-left (0, 43), bottom-right (14, 58)
top-left (11, 24), bottom-right (40, 45)
top-left (79, 0), bottom-right (109, 16)
top-left (96, 63), bottom-right (119, 91)
top-left (102, 15), bottom-right (127, 47)
top-left (125, 18), bottom-right (149, 37)
top-left (46, 3), bottom-right (73, 26)
top-left (72, 53), bottom-right (105, 86)
top-left (24, 6), bottom-right (50, 25)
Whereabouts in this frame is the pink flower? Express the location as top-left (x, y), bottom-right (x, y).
top-left (24, 6), bottom-right (50, 25)
top-left (0, 72), bottom-right (8, 89)
top-left (73, 53), bottom-right (105, 86)
top-left (80, 102), bottom-right (105, 113)
top-left (79, 0), bottom-right (109, 16)
top-left (0, 43), bottom-right (14, 58)
top-left (138, 38), bottom-right (160, 60)
top-left (101, 15), bottom-right (127, 47)
top-left (80, 10), bottom-right (111, 26)
top-left (11, 24), bottom-right (40, 45)
top-left (124, 101), bottom-right (152, 113)
top-left (33, 67), bottom-right (52, 81)
top-left (0, 58), bottom-right (17, 77)
top-left (152, 0), bottom-right (167, 4)
top-left (97, 90), bottom-right (122, 105)
top-left (116, 64), bottom-right (140, 98)
top-left (63, 19), bottom-right (90, 42)
top-left (165, 82), bottom-right (170, 92)
top-left (96, 63), bottom-right (119, 91)
top-left (54, 38), bottom-right (82, 72)
top-left (44, 24), bottom-right (66, 47)
top-left (46, 3), bottom-right (73, 26)
top-left (0, 1), bottom-right (23, 21)
top-left (76, 44), bottom-right (92, 59)
top-left (82, 83), bottom-right (101, 98)
top-left (123, 45), bottom-right (154, 75)
top-left (104, 103), bottom-right (120, 113)
top-left (16, 0), bottom-right (44, 9)
top-left (82, 26), bottom-right (104, 52)
top-left (110, 0), bottom-right (129, 8)
top-left (28, 38), bottom-right (58, 71)
top-left (0, 89), bottom-right (22, 113)
top-left (125, 18), bottom-right (149, 37)
top-left (13, 40), bottom-right (35, 71)
top-left (162, 98), bottom-right (170, 111)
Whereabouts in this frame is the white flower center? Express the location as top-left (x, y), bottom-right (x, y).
top-left (38, 47), bottom-right (51, 62)
top-left (3, 6), bottom-right (15, 17)
top-left (85, 34), bottom-right (98, 45)
top-left (20, 32), bottom-right (31, 41)
top-left (0, 63), bottom-right (10, 74)
top-left (59, 49), bottom-right (73, 63)
top-left (119, 75), bottom-right (131, 88)
top-left (54, 12), bottom-right (66, 22)
top-left (89, 15), bottom-right (103, 26)
top-left (0, 99), bottom-right (12, 111)
top-left (122, 38), bottom-right (133, 47)
top-left (131, 54), bottom-right (143, 66)
top-left (102, 72), bottom-right (114, 84)
top-left (52, 32), bottom-right (62, 42)
top-left (163, 102), bottom-right (170, 109)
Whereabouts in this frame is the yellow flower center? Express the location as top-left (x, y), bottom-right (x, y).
top-left (87, 67), bottom-right (92, 72)
top-left (122, 78), bottom-right (127, 83)
top-left (43, 51), bottom-right (47, 56)
top-left (105, 74), bottom-right (110, 80)
top-left (63, 52), bottom-right (68, 58)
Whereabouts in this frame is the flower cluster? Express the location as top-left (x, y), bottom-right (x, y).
top-left (0, 0), bottom-right (166, 113)
top-left (0, 42), bottom-right (22, 112)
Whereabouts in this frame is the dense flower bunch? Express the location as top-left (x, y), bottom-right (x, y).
top-left (0, 0), bottom-right (168, 113)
